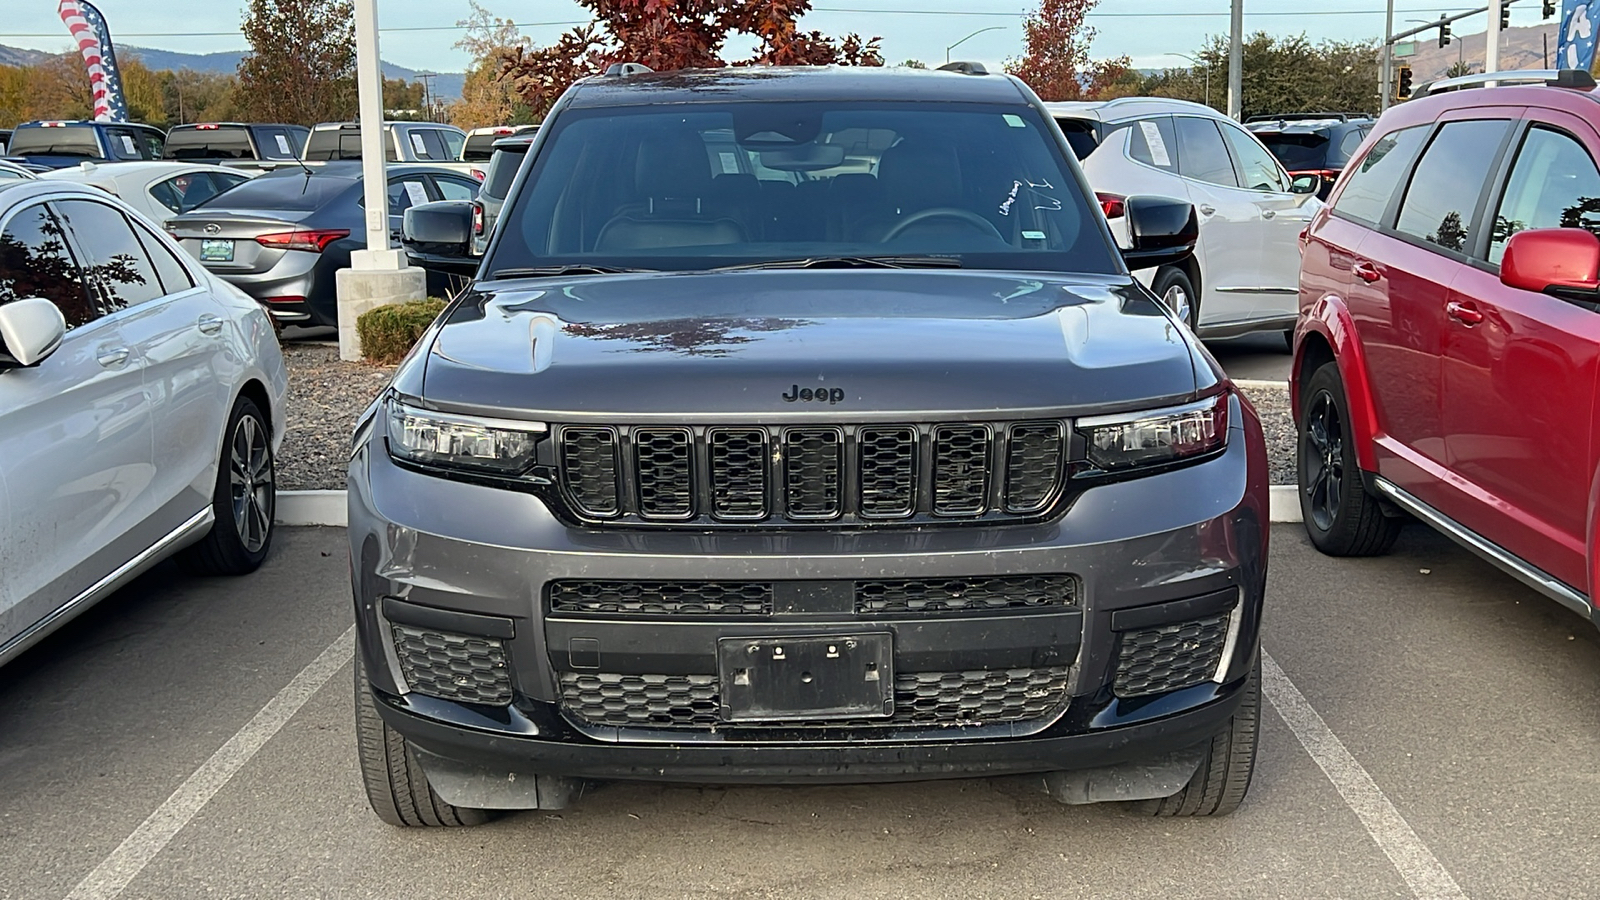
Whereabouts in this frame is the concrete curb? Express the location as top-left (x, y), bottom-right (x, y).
top-left (277, 486), bottom-right (1304, 527)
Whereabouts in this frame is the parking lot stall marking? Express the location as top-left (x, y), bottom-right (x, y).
top-left (63, 626), bottom-right (356, 900)
top-left (1262, 651), bottom-right (1468, 900)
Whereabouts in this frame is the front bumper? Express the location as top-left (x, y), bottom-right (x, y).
top-left (348, 395), bottom-right (1269, 793)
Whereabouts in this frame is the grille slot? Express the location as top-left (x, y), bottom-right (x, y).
top-left (391, 624), bottom-right (513, 706)
top-left (559, 667), bottom-right (1071, 729)
top-left (709, 428), bottom-right (768, 519)
top-left (1004, 423), bottom-right (1065, 513)
top-left (633, 427), bottom-right (693, 519)
top-left (549, 580), bottom-right (773, 616)
top-left (932, 425), bottom-right (991, 515)
top-left (784, 428), bottom-right (843, 519)
top-left (857, 426), bottom-right (917, 518)
top-left (559, 427), bottom-right (620, 517)
top-left (1113, 611), bottom-right (1232, 698)
top-left (856, 575), bottom-right (1077, 615)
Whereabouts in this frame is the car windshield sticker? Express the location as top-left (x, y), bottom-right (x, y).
top-left (1003, 114), bottom-right (1027, 128)
top-left (403, 181), bottom-right (428, 206)
top-left (409, 131), bottom-right (428, 157)
top-left (1140, 121), bottom-right (1173, 168)
top-left (274, 134), bottom-right (292, 155)
top-left (718, 151), bottom-right (740, 174)
top-left (999, 179), bottom-right (1062, 216)
top-left (1023, 230), bottom-right (1046, 240)
top-left (120, 134), bottom-right (138, 156)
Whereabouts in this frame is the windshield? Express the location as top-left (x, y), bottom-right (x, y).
top-left (1256, 132), bottom-right (1332, 171)
top-left (488, 102), bottom-right (1116, 276)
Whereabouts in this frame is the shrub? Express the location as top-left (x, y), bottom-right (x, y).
top-left (356, 298), bottom-right (447, 364)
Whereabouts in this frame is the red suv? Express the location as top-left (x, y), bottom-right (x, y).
top-left (1293, 70), bottom-right (1600, 631)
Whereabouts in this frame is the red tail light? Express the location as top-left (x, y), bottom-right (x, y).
top-left (1290, 168), bottom-right (1341, 182)
top-left (255, 228), bottom-right (350, 253)
top-left (494, 127), bottom-right (514, 135)
top-left (196, 123), bottom-right (220, 130)
top-left (1096, 192), bottom-right (1127, 219)
top-left (469, 168), bottom-right (486, 181)
top-left (471, 201), bottom-right (485, 237)
top-left (262, 295), bottom-right (307, 304)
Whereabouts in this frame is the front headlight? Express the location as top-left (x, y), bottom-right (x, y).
top-left (385, 399), bottom-right (545, 475)
top-left (1076, 393), bottom-right (1229, 472)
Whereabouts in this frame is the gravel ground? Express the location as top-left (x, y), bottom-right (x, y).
top-left (278, 342), bottom-right (393, 491)
top-left (275, 343), bottom-right (1298, 491)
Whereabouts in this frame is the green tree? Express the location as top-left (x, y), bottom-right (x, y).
top-left (1141, 33), bottom-right (1380, 118)
top-left (448, 0), bottom-right (532, 129)
top-left (163, 69), bottom-right (239, 125)
top-left (1006, 0), bottom-right (1130, 101)
top-left (236, 0), bottom-right (358, 125)
top-left (899, 59), bottom-right (927, 69)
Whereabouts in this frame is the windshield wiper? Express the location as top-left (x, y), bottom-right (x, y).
top-left (709, 256), bottom-right (962, 272)
top-left (489, 265), bottom-right (649, 279)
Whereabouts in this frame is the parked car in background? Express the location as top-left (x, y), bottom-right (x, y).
top-left (0, 160), bottom-right (35, 181)
top-left (1293, 69), bottom-right (1600, 632)
top-left (40, 160), bottom-right (251, 226)
top-left (162, 122), bottom-right (310, 169)
top-left (166, 161), bottom-right (480, 327)
top-left (0, 178), bottom-right (287, 668)
top-left (460, 124), bottom-right (538, 163)
top-left (0, 129), bottom-right (11, 155)
top-left (1245, 113), bottom-right (1373, 200)
top-left (469, 132), bottom-right (534, 255)
top-left (1048, 97), bottom-right (1321, 343)
top-left (3, 120), bottom-right (166, 169)
top-left (302, 121), bottom-right (477, 179)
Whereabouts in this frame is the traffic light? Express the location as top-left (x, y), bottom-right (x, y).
top-left (1439, 16), bottom-right (1452, 47)
top-left (1398, 65), bottom-right (1414, 99)
top-left (1500, 3), bottom-right (1511, 29)
top-left (1544, 0), bottom-right (1557, 19)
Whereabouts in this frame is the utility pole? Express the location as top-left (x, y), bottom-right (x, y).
top-left (1380, 0), bottom-right (1395, 112)
top-left (1228, 0), bottom-right (1243, 119)
top-left (1488, 0), bottom-right (1503, 75)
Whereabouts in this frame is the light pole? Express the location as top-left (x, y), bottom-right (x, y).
top-left (1168, 52), bottom-right (1210, 108)
top-left (946, 25), bottom-right (1004, 64)
top-left (1227, 0), bottom-right (1242, 119)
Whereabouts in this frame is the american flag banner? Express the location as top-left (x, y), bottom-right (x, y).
top-left (57, 0), bottom-right (128, 122)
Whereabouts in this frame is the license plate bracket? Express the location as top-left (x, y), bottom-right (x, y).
top-left (718, 633), bottom-right (894, 722)
top-left (199, 238), bottom-right (234, 262)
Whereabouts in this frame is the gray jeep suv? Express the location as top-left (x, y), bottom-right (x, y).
top-left (349, 64), bottom-right (1270, 827)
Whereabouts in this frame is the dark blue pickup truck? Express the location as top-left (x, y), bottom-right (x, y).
top-left (2, 120), bottom-right (166, 170)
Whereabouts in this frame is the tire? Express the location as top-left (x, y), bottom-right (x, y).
top-left (1297, 362), bottom-right (1403, 557)
top-left (178, 395), bottom-right (275, 575)
top-left (1137, 657), bottom-right (1260, 817)
top-left (354, 660), bottom-right (494, 828)
top-left (1151, 266), bottom-right (1198, 331)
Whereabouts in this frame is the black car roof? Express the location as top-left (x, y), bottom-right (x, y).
top-left (565, 66), bottom-right (1031, 109)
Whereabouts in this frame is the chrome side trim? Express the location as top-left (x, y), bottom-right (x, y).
top-left (1372, 478), bottom-right (1593, 620)
top-left (0, 508), bottom-right (215, 668)
top-left (1213, 287), bottom-right (1300, 295)
top-left (1212, 590), bottom-right (1245, 683)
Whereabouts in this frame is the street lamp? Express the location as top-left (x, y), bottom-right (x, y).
top-left (946, 25), bottom-right (1005, 64)
top-left (1168, 52), bottom-right (1210, 108)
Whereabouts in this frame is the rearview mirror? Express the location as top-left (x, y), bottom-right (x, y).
top-left (402, 200), bottom-right (479, 276)
top-left (1120, 195), bottom-right (1199, 271)
top-left (0, 297), bottom-right (67, 369)
top-left (1500, 228), bottom-right (1600, 301)
top-left (1289, 173), bottom-right (1320, 195)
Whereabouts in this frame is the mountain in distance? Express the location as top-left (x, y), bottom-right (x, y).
top-left (1397, 22), bottom-right (1560, 82)
top-left (0, 44), bottom-right (50, 67)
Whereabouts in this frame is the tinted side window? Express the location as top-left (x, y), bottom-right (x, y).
top-left (481, 148), bottom-right (526, 201)
top-left (56, 200), bottom-right (165, 312)
top-left (1175, 117), bottom-right (1237, 187)
top-left (1126, 117), bottom-right (1178, 171)
top-left (130, 224), bottom-right (195, 295)
top-left (442, 130), bottom-right (465, 160)
top-left (1330, 125), bottom-right (1429, 226)
top-left (435, 176), bottom-right (478, 201)
top-left (1488, 127), bottom-right (1600, 264)
top-left (1395, 119), bottom-right (1511, 254)
top-left (1220, 122), bottom-right (1287, 192)
top-left (0, 203), bottom-right (97, 329)
top-left (1338, 128), bottom-right (1365, 161)
top-left (105, 127), bottom-right (146, 160)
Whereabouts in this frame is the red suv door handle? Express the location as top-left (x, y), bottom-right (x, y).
top-left (1447, 299), bottom-right (1485, 326)
top-left (1353, 261), bottom-right (1381, 283)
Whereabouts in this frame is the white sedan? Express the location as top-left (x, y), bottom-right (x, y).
top-left (38, 160), bottom-right (252, 227)
top-left (0, 179), bottom-right (287, 668)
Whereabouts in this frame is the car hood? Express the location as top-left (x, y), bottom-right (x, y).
top-left (417, 269), bottom-right (1208, 418)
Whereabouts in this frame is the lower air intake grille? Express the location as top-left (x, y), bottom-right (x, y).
top-left (392, 624), bottom-right (513, 705)
top-left (559, 673), bottom-right (720, 727)
top-left (548, 580), bottom-right (774, 616)
top-left (855, 575), bottom-right (1077, 615)
top-left (1113, 612), bottom-right (1232, 698)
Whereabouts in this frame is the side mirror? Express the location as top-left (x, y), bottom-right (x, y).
top-left (0, 297), bottom-right (67, 369)
top-left (1120, 195), bottom-right (1199, 271)
top-left (1500, 228), bottom-right (1600, 301)
top-left (402, 200), bottom-right (478, 275)
top-left (1290, 173), bottom-right (1320, 195)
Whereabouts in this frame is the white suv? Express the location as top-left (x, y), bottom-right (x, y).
top-left (1049, 98), bottom-right (1322, 341)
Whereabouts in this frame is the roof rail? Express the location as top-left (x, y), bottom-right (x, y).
top-left (604, 63), bottom-right (654, 77)
top-left (938, 61), bottom-right (988, 75)
top-left (1416, 68), bottom-right (1598, 97)
top-left (1244, 112), bottom-right (1369, 123)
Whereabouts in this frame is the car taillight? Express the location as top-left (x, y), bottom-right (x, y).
top-left (1290, 168), bottom-right (1341, 182)
top-left (255, 228), bottom-right (350, 253)
top-left (471, 201), bottom-right (485, 237)
top-left (196, 123), bottom-right (219, 130)
top-left (1097, 192), bottom-right (1126, 219)
top-left (262, 295), bottom-right (307, 304)
top-left (469, 168), bottom-right (486, 181)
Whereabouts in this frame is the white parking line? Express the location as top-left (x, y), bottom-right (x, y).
top-left (64, 626), bottom-right (356, 900)
top-left (1262, 651), bottom-right (1468, 900)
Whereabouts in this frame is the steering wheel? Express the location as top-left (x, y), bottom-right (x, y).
top-left (883, 207), bottom-right (1005, 242)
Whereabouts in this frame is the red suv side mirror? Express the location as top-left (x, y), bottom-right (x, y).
top-left (1500, 228), bottom-right (1600, 298)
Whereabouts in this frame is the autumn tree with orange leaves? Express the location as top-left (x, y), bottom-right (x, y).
top-left (1006, 0), bottom-right (1130, 102)
top-left (499, 0), bottom-right (883, 117)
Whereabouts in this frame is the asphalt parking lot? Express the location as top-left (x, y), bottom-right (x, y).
top-left (3, 525), bottom-right (1597, 900)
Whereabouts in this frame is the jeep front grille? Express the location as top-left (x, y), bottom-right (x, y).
top-left (556, 421), bottom-right (1065, 527)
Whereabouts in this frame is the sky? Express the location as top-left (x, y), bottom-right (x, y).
top-left (0, 1), bottom-right (1553, 74)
